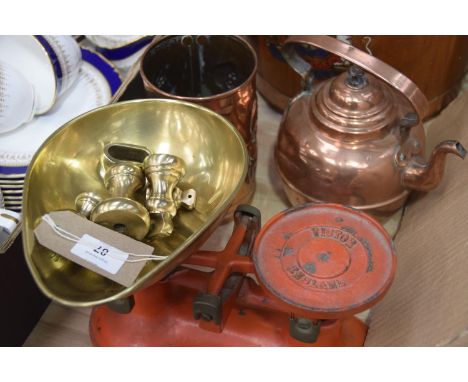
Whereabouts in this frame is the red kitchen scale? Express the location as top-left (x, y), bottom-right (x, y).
top-left (90, 203), bottom-right (396, 346)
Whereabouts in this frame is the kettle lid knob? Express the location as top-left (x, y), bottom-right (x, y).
top-left (346, 65), bottom-right (368, 89)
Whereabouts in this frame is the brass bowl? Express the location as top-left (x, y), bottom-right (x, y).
top-left (22, 99), bottom-right (248, 307)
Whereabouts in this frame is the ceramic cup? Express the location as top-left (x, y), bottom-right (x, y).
top-left (0, 35), bottom-right (82, 114)
top-left (0, 61), bottom-right (36, 134)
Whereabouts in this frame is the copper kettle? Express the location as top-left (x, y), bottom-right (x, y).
top-left (275, 36), bottom-right (466, 216)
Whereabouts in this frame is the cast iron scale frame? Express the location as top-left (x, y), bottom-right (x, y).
top-left (90, 203), bottom-right (396, 346)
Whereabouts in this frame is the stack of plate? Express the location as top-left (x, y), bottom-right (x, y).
top-left (85, 35), bottom-right (153, 75)
top-left (0, 207), bottom-right (22, 254)
top-left (0, 47), bottom-right (122, 213)
top-left (0, 186), bottom-right (4, 208)
top-left (0, 169), bottom-right (26, 212)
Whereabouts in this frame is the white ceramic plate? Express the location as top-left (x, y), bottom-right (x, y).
top-left (0, 183), bottom-right (23, 189)
top-left (0, 180), bottom-right (26, 186)
top-left (0, 36), bottom-right (58, 114)
top-left (0, 174), bottom-right (26, 180)
top-left (86, 35), bottom-right (146, 49)
top-left (111, 48), bottom-right (146, 76)
top-left (4, 206), bottom-right (22, 213)
top-left (1, 189), bottom-right (23, 195)
top-left (82, 36), bottom-right (152, 77)
top-left (0, 48), bottom-right (122, 169)
top-left (3, 198), bottom-right (22, 210)
top-left (0, 48), bottom-right (122, 212)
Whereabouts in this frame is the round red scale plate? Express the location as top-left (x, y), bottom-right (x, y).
top-left (252, 203), bottom-right (396, 319)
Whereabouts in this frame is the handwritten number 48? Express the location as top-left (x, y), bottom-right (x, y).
top-left (93, 246), bottom-right (109, 256)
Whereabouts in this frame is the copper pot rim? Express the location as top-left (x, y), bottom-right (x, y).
top-left (140, 35), bottom-right (258, 102)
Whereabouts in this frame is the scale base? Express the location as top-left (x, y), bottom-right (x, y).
top-left (90, 269), bottom-right (368, 347)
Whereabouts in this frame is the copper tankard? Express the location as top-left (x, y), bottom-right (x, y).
top-left (140, 35), bottom-right (258, 216)
top-left (276, 36), bottom-right (466, 216)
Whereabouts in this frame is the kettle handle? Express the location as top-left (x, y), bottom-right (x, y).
top-left (283, 35), bottom-right (429, 121)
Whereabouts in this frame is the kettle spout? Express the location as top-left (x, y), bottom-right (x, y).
top-left (401, 140), bottom-right (466, 192)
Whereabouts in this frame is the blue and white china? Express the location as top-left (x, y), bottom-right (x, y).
top-left (0, 47), bottom-right (122, 212)
top-left (0, 208), bottom-right (20, 232)
top-left (110, 48), bottom-right (147, 76)
top-left (80, 48), bottom-right (122, 95)
top-left (0, 61), bottom-right (36, 133)
top-left (0, 208), bottom-right (22, 252)
top-left (0, 35), bottom-right (82, 114)
top-left (2, 203), bottom-right (21, 213)
top-left (0, 207), bottom-right (21, 245)
top-left (85, 35), bottom-right (153, 75)
top-left (85, 35), bottom-right (152, 60)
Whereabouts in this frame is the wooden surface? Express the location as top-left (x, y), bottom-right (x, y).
top-left (24, 79), bottom-right (468, 346)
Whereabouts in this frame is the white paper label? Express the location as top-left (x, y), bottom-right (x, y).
top-left (70, 234), bottom-right (129, 274)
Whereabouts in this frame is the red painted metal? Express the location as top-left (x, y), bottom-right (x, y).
top-left (253, 204), bottom-right (397, 319)
top-left (90, 269), bottom-right (367, 346)
top-left (90, 203), bottom-right (396, 346)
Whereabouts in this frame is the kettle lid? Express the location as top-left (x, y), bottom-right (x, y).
top-left (313, 65), bottom-right (404, 136)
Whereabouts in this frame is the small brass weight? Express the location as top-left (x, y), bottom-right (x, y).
top-left (144, 154), bottom-right (196, 238)
top-left (73, 148), bottom-right (196, 242)
top-left (90, 163), bottom-right (151, 240)
top-left (74, 192), bottom-right (103, 218)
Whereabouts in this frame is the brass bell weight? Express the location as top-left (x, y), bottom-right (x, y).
top-left (73, 150), bottom-right (197, 241)
top-left (144, 154), bottom-right (196, 238)
top-left (74, 192), bottom-right (103, 218)
top-left (90, 163), bottom-right (151, 240)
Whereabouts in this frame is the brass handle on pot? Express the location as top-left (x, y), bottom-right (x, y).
top-left (282, 35), bottom-right (429, 121)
